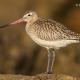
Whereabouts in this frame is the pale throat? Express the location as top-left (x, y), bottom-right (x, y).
top-left (27, 16), bottom-right (38, 26)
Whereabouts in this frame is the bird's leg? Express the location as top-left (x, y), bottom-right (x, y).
top-left (46, 48), bottom-right (55, 74)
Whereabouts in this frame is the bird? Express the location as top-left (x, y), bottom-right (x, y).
top-left (0, 11), bottom-right (80, 74)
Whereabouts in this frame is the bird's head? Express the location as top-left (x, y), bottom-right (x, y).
top-left (0, 11), bottom-right (39, 28)
top-left (11, 11), bottom-right (38, 25)
top-left (23, 11), bottom-right (38, 24)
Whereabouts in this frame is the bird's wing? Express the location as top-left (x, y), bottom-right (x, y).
top-left (53, 20), bottom-right (80, 40)
top-left (33, 18), bottom-right (80, 41)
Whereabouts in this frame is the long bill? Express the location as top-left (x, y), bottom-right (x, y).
top-left (0, 18), bottom-right (25, 28)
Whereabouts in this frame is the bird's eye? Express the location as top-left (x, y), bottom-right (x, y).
top-left (27, 12), bottom-right (33, 16)
top-left (27, 14), bottom-right (31, 16)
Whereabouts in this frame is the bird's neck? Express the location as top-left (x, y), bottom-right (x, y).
top-left (27, 17), bottom-right (39, 26)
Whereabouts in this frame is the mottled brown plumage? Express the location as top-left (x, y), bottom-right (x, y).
top-left (28, 18), bottom-right (80, 41)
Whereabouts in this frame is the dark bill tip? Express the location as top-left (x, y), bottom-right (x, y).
top-left (0, 24), bottom-right (10, 28)
top-left (0, 18), bottom-right (25, 29)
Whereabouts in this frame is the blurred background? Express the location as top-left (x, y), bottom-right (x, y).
top-left (0, 0), bottom-right (80, 77)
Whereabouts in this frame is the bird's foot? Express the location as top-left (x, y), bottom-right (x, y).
top-left (45, 71), bottom-right (53, 74)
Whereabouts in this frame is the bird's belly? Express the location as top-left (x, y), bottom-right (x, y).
top-left (34, 39), bottom-right (79, 49)
top-left (28, 33), bottom-right (79, 49)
